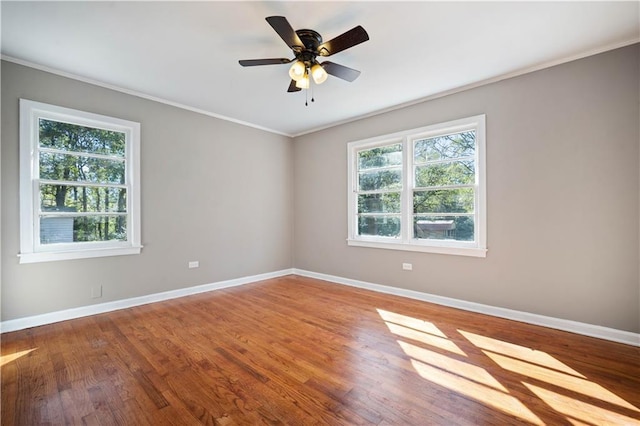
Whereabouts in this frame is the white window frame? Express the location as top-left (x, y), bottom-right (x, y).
top-left (347, 115), bottom-right (487, 257)
top-left (19, 99), bottom-right (142, 263)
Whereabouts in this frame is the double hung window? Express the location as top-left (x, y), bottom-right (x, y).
top-left (19, 99), bottom-right (141, 263)
top-left (347, 115), bottom-right (486, 257)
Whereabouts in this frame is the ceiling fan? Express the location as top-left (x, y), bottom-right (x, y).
top-left (239, 16), bottom-right (369, 93)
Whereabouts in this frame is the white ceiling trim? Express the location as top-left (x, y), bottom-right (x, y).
top-left (290, 37), bottom-right (640, 137)
top-left (4, 35), bottom-right (638, 140)
top-left (1, 54), bottom-right (291, 137)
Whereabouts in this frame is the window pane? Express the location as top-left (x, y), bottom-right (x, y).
top-left (414, 215), bottom-right (475, 241)
top-left (358, 144), bottom-right (402, 170)
top-left (358, 193), bottom-right (401, 214)
top-left (358, 168), bottom-right (402, 191)
top-left (40, 152), bottom-right (125, 184)
top-left (40, 215), bottom-right (127, 244)
top-left (413, 188), bottom-right (474, 214)
top-left (39, 119), bottom-right (126, 157)
top-left (415, 160), bottom-right (475, 187)
top-left (358, 215), bottom-right (401, 237)
top-left (414, 131), bottom-right (475, 163)
top-left (40, 185), bottom-right (127, 213)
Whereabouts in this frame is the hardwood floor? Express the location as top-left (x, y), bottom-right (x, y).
top-left (2, 275), bottom-right (639, 425)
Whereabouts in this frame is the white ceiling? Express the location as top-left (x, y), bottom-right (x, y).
top-left (2, 1), bottom-right (639, 137)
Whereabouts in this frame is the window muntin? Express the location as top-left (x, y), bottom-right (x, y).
top-left (347, 115), bottom-right (486, 257)
top-left (19, 99), bottom-right (141, 263)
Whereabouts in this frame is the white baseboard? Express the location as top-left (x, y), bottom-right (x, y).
top-left (0, 268), bottom-right (294, 333)
top-left (3, 267), bottom-right (638, 347)
top-left (293, 268), bottom-right (640, 347)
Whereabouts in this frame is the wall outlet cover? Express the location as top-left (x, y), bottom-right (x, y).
top-left (91, 285), bottom-right (102, 299)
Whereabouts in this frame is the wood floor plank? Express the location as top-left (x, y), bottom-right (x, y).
top-left (2, 275), bottom-right (639, 425)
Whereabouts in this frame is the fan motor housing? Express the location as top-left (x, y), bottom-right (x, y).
top-left (295, 29), bottom-right (322, 52)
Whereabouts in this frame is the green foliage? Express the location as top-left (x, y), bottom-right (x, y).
top-left (39, 119), bottom-right (125, 156)
top-left (38, 119), bottom-right (128, 243)
top-left (415, 161), bottom-right (474, 187)
top-left (358, 144), bottom-right (402, 169)
top-left (358, 216), bottom-right (401, 237)
top-left (414, 131), bottom-right (475, 163)
top-left (357, 144), bottom-right (403, 192)
top-left (72, 216), bottom-right (127, 242)
top-left (40, 185), bottom-right (125, 212)
top-left (358, 169), bottom-right (402, 191)
top-left (413, 131), bottom-right (476, 241)
top-left (40, 152), bottom-right (125, 184)
top-left (358, 193), bottom-right (400, 214)
top-left (357, 144), bottom-right (403, 237)
top-left (413, 189), bottom-right (474, 214)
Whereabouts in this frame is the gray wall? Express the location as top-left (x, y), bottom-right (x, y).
top-left (3, 45), bottom-right (639, 334)
top-left (1, 61), bottom-right (294, 320)
top-left (293, 44), bottom-right (640, 333)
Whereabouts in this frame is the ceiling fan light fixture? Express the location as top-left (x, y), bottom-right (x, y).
top-left (295, 73), bottom-right (310, 89)
top-left (239, 16), bottom-right (370, 96)
top-left (288, 60), bottom-right (306, 81)
top-left (311, 63), bottom-right (328, 85)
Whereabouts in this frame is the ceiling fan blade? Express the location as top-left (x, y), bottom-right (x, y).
top-left (317, 26), bottom-right (369, 57)
top-left (321, 61), bottom-right (361, 82)
top-left (266, 16), bottom-right (304, 50)
top-left (287, 80), bottom-right (302, 92)
top-left (239, 58), bottom-right (292, 67)
top-left (287, 80), bottom-right (301, 92)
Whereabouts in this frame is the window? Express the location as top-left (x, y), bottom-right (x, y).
top-left (347, 115), bottom-right (486, 257)
top-left (19, 99), bottom-right (141, 263)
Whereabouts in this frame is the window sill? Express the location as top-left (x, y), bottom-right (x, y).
top-left (347, 238), bottom-right (487, 258)
top-left (18, 245), bottom-right (143, 264)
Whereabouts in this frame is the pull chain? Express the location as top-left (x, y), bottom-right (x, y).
top-left (305, 66), bottom-right (309, 106)
top-left (303, 66), bottom-right (317, 106)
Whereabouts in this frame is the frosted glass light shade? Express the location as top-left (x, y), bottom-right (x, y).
top-left (295, 74), bottom-right (310, 89)
top-left (311, 63), bottom-right (328, 84)
top-left (288, 61), bottom-right (306, 81)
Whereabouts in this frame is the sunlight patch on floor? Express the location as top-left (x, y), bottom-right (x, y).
top-left (459, 329), bottom-right (639, 414)
top-left (458, 330), bottom-right (586, 378)
top-left (376, 309), bottom-right (466, 356)
top-left (523, 382), bottom-right (640, 425)
top-left (483, 350), bottom-right (640, 413)
top-left (377, 309), bottom-right (448, 338)
top-left (398, 340), bottom-right (507, 392)
top-left (378, 309), bottom-right (640, 424)
top-left (1, 348), bottom-right (37, 367)
top-left (384, 322), bottom-right (467, 356)
top-left (410, 358), bottom-right (544, 424)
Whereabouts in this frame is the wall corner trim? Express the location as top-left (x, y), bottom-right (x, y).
top-left (0, 269), bottom-right (294, 333)
top-left (292, 269), bottom-right (640, 347)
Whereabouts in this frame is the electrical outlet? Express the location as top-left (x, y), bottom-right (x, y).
top-left (91, 285), bottom-right (102, 299)
top-left (402, 263), bottom-right (413, 271)
top-left (188, 261), bottom-right (199, 269)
